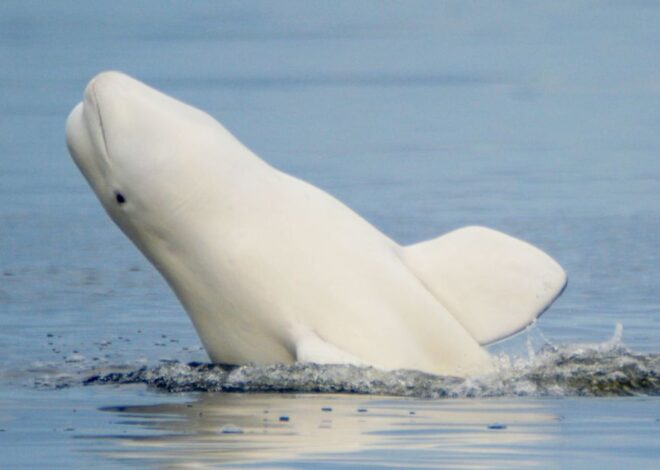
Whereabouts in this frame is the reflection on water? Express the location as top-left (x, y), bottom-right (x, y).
top-left (94, 394), bottom-right (558, 468)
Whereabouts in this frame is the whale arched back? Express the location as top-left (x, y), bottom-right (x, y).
top-left (403, 226), bottom-right (567, 345)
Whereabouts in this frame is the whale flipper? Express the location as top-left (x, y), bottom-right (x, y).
top-left (403, 226), bottom-right (567, 345)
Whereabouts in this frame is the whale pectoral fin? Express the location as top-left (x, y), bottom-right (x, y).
top-left (403, 226), bottom-right (567, 346)
top-left (295, 331), bottom-right (367, 367)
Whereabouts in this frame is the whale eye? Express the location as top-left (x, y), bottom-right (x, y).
top-left (115, 191), bottom-right (126, 205)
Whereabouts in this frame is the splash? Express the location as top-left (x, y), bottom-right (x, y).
top-left (77, 328), bottom-right (657, 398)
top-left (35, 324), bottom-right (659, 398)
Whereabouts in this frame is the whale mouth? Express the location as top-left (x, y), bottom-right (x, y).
top-left (66, 75), bottom-right (123, 201)
top-left (70, 71), bottom-right (137, 168)
top-left (83, 77), bottom-right (112, 163)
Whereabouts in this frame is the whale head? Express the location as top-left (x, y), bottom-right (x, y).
top-left (65, 71), bottom-right (261, 268)
top-left (67, 72), bottom-right (217, 236)
top-left (66, 72), bottom-right (290, 364)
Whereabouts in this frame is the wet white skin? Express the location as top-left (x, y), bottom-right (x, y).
top-left (66, 71), bottom-right (566, 376)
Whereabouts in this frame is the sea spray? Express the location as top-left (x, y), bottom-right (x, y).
top-left (34, 324), bottom-right (658, 397)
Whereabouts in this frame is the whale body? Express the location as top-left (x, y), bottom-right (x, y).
top-left (66, 71), bottom-right (567, 376)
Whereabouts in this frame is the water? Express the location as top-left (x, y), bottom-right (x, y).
top-left (1, 1), bottom-right (659, 467)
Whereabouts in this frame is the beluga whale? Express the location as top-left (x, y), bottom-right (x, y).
top-left (66, 71), bottom-right (567, 377)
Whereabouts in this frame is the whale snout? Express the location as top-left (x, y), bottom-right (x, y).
top-left (83, 70), bottom-right (134, 108)
top-left (81, 71), bottom-right (134, 141)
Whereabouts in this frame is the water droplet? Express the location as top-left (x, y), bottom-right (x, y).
top-left (220, 424), bottom-right (244, 434)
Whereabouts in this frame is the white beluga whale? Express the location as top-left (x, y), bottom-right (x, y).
top-left (66, 71), bottom-right (567, 377)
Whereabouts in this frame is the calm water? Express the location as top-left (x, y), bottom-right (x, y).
top-left (1, 1), bottom-right (659, 468)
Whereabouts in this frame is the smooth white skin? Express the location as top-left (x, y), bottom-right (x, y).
top-left (66, 71), bottom-right (494, 376)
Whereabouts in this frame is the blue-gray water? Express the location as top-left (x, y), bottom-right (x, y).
top-left (1, 1), bottom-right (659, 468)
